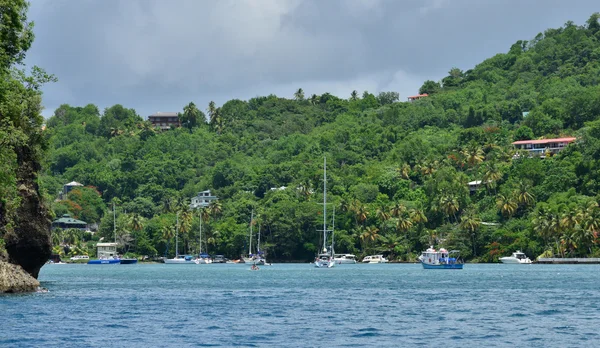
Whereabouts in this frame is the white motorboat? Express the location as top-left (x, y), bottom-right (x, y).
top-left (499, 251), bottom-right (532, 264)
top-left (334, 254), bottom-right (357, 264)
top-left (314, 157), bottom-right (335, 269)
top-left (164, 255), bottom-right (197, 264)
top-left (362, 255), bottom-right (389, 264)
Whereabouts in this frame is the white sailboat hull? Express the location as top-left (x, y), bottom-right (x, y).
top-left (314, 260), bottom-right (335, 268)
top-left (163, 257), bottom-right (197, 264)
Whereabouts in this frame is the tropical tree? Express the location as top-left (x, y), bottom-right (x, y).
top-left (294, 88), bottom-right (305, 101)
top-left (497, 194), bottom-right (518, 218)
top-left (459, 210), bottom-right (481, 256)
top-left (350, 90), bottom-right (359, 101)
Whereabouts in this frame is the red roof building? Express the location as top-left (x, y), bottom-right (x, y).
top-left (407, 93), bottom-right (428, 102)
top-left (512, 137), bottom-right (576, 157)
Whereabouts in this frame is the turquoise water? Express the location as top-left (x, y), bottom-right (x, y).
top-left (2, 263), bottom-right (599, 347)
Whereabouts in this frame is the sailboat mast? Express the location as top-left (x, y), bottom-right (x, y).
top-left (257, 223), bottom-right (261, 252)
top-left (175, 211), bottom-right (179, 256)
top-left (249, 209), bottom-right (254, 255)
top-left (198, 209), bottom-right (202, 255)
top-left (332, 206), bottom-right (335, 255)
top-left (323, 157), bottom-right (327, 253)
top-left (113, 201), bottom-right (116, 243)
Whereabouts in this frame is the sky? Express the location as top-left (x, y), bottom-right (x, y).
top-left (25, 0), bottom-right (599, 119)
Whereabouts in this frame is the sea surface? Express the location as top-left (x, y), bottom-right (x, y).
top-left (2, 263), bottom-right (599, 347)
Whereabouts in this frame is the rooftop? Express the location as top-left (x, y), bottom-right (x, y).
top-left (148, 112), bottom-right (178, 118)
top-left (512, 137), bottom-right (576, 145)
top-left (408, 93), bottom-right (429, 99)
top-left (52, 214), bottom-right (87, 225)
top-left (64, 181), bottom-right (83, 187)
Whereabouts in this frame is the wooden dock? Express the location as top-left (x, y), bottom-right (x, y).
top-left (537, 258), bottom-right (600, 264)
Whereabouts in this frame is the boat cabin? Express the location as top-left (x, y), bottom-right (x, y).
top-left (512, 251), bottom-right (528, 260)
top-left (96, 242), bottom-right (118, 258)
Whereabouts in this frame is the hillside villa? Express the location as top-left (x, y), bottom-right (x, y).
top-left (407, 93), bottom-right (428, 102)
top-left (512, 137), bottom-right (576, 157)
top-left (148, 112), bottom-right (180, 130)
top-left (190, 190), bottom-right (218, 209)
top-left (51, 214), bottom-right (88, 231)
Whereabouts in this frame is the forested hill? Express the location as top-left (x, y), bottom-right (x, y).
top-left (41, 14), bottom-right (600, 262)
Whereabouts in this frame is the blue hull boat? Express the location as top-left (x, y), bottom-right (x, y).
top-left (87, 259), bottom-right (120, 264)
top-left (421, 262), bottom-right (463, 269)
top-left (419, 247), bottom-right (464, 270)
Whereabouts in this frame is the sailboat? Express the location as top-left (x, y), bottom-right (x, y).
top-left (242, 210), bottom-right (265, 265)
top-left (196, 209), bottom-right (212, 264)
top-left (314, 157), bottom-right (335, 268)
top-left (164, 212), bottom-right (196, 264)
top-left (88, 201), bottom-right (121, 264)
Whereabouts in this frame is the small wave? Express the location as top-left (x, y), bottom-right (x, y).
top-left (535, 309), bottom-right (561, 316)
top-left (352, 332), bottom-right (380, 338)
top-left (509, 312), bottom-right (528, 317)
top-left (103, 324), bottom-right (129, 329)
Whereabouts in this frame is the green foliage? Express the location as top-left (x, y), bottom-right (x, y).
top-left (36, 13), bottom-right (600, 262)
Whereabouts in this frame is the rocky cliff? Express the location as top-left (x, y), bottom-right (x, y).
top-left (3, 146), bottom-right (52, 279)
top-left (0, 260), bottom-right (40, 293)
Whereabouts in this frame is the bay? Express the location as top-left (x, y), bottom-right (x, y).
top-left (1, 263), bottom-right (599, 347)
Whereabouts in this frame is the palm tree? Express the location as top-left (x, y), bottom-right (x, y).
top-left (350, 90), bottom-right (359, 101)
top-left (360, 226), bottom-right (380, 252)
top-left (514, 180), bottom-right (535, 207)
top-left (395, 215), bottom-right (413, 233)
top-left (309, 94), bottom-right (319, 105)
top-left (161, 225), bottom-right (175, 256)
top-left (376, 205), bottom-right (391, 223)
top-left (482, 162), bottom-right (502, 193)
top-left (496, 194), bottom-right (518, 218)
top-left (462, 143), bottom-right (484, 167)
top-left (208, 201), bottom-right (223, 220)
top-left (396, 163), bottom-right (411, 180)
top-left (352, 202), bottom-right (369, 227)
top-left (459, 210), bottom-right (481, 256)
top-left (438, 195), bottom-right (459, 222)
top-left (390, 202), bottom-right (406, 218)
top-left (128, 213), bottom-right (144, 232)
top-left (409, 209), bottom-right (428, 225)
top-left (294, 88), bottom-right (305, 101)
top-left (207, 101), bottom-right (217, 122)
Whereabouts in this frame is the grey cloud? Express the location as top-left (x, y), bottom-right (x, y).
top-left (25, 0), bottom-right (600, 117)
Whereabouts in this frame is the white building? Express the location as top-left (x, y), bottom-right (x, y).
top-left (190, 190), bottom-right (218, 209)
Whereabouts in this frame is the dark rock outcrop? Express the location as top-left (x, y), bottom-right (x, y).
top-left (3, 146), bottom-right (51, 279)
top-left (0, 260), bottom-right (40, 293)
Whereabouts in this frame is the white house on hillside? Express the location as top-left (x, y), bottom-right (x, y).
top-left (190, 190), bottom-right (218, 209)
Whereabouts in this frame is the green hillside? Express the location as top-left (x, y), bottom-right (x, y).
top-left (40, 14), bottom-right (600, 262)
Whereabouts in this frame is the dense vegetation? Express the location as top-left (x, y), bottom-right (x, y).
top-left (41, 14), bottom-right (600, 262)
top-left (0, 0), bottom-right (54, 276)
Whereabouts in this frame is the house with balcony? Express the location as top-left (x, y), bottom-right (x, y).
top-left (96, 242), bottom-right (118, 258)
top-left (148, 112), bottom-right (180, 130)
top-left (190, 190), bottom-right (218, 209)
top-left (512, 137), bottom-right (576, 158)
top-left (407, 93), bottom-right (428, 102)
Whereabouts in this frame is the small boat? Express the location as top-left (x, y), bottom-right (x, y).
top-left (164, 255), bottom-right (197, 264)
top-left (314, 157), bottom-right (335, 269)
top-left (418, 246), bottom-right (463, 269)
top-left (499, 251), bottom-right (532, 264)
top-left (88, 257), bottom-right (120, 265)
top-left (196, 253), bottom-right (212, 264)
top-left (362, 255), bottom-right (388, 264)
top-left (334, 254), bottom-right (357, 264)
